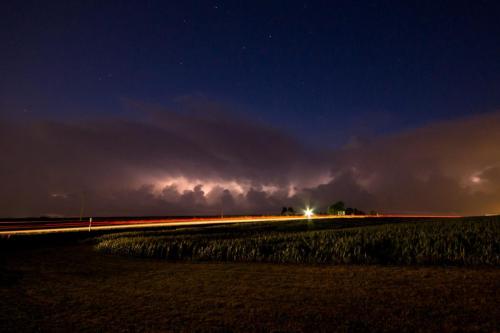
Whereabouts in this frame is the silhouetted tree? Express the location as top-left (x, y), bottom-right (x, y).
top-left (281, 206), bottom-right (296, 216)
top-left (327, 201), bottom-right (345, 215)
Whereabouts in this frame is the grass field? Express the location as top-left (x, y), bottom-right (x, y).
top-left (95, 216), bottom-right (500, 265)
top-left (1, 216), bottom-right (500, 332)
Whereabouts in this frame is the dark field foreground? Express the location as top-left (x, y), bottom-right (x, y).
top-left (1, 243), bottom-right (500, 332)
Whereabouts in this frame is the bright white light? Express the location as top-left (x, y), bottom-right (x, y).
top-left (303, 207), bottom-right (314, 218)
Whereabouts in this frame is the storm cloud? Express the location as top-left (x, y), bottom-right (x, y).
top-left (0, 99), bottom-right (331, 217)
top-left (308, 111), bottom-right (500, 215)
top-left (1, 101), bottom-right (500, 217)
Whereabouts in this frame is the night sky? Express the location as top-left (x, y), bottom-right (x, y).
top-left (1, 1), bottom-right (500, 217)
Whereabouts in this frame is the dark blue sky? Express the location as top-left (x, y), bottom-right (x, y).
top-left (1, 0), bottom-right (499, 146)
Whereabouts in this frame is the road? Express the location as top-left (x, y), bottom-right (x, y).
top-left (0, 214), bottom-right (461, 235)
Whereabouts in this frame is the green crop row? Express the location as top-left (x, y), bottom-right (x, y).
top-left (94, 218), bottom-right (500, 265)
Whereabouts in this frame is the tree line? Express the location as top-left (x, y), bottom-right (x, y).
top-left (280, 201), bottom-right (377, 216)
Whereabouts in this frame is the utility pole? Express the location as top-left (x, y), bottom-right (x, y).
top-left (88, 217), bottom-right (92, 232)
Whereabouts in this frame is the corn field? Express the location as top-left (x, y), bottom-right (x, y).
top-left (94, 217), bottom-right (500, 265)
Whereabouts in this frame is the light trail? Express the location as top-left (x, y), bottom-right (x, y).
top-left (0, 214), bottom-right (461, 236)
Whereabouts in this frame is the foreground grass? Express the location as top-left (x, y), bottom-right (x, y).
top-left (95, 217), bottom-right (500, 265)
top-left (1, 243), bottom-right (500, 332)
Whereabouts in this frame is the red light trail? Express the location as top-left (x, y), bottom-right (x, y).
top-left (0, 214), bottom-right (461, 236)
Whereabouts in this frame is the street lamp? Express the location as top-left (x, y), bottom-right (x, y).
top-left (303, 207), bottom-right (314, 219)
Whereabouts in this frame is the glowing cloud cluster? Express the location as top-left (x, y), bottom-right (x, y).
top-left (1, 100), bottom-right (500, 217)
